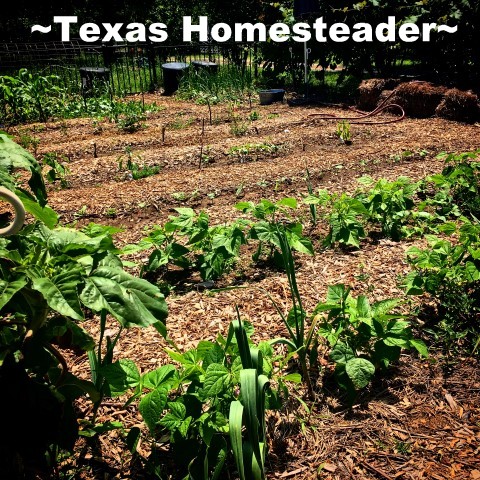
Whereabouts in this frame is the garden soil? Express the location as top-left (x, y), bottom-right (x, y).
top-left (10, 94), bottom-right (480, 479)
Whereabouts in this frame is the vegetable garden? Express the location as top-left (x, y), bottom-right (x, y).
top-left (1, 69), bottom-right (479, 480)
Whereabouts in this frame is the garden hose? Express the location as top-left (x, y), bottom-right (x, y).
top-left (0, 187), bottom-right (26, 236)
top-left (307, 88), bottom-right (406, 125)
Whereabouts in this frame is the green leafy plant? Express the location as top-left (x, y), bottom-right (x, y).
top-left (314, 285), bottom-right (427, 400)
top-left (102, 317), bottom-right (280, 479)
top-left (0, 69), bottom-right (64, 124)
top-left (0, 138), bottom-right (168, 475)
top-left (421, 151), bottom-right (480, 219)
top-left (403, 225), bottom-right (480, 351)
top-left (248, 110), bottom-right (260, 121)
top-left (43, 152), bottom-right (71, 188)
top-left (117, 147), bottom-right (161, 180)
top-left (228, 143), bottom-right (279, 162)
top-left (335, 120), bottom-right (351, 144)
top-left (304, 191), bottom-right (368, 248)
top-left (117, 111), bottom-right (146, 133)
top-left (356, 176), bottom-right (418, 240)
top-left (0, 132), bottom-right (57, 227)
top-left (140, 208), bottom-right (247, 281)
top-left (235, 198), bottom-right (313, 264)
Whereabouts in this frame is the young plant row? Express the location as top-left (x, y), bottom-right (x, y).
top-left (0, 68), bottom-right (160, 126)
top-left (132, 151), bottom-right (480, 287)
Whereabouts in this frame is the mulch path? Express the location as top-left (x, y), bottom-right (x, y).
top-left (11, 93), bottom-right (480, 479)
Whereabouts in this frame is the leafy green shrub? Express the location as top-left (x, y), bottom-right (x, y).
top-left (0, 69), bottom-right (64, 124)
top-left (335, 120), bottom-right (351, 144)
top-left (43, 152), bottom-right (71, 188)
top-left (0, 69), bottom-right (161, 126)
top-left (314, 285), bottom-right (427, 400)
top-left (419, 151), bottom-right (480, 219)
top-left (304, 191), bottom-right (368, 248)
top-left (403, 225), bottom-right (480, 349)
top-left (228, 143), bottom-right (279, 162)
top-left (0, 135), bottom-right (168, 476)
top-left (356, 176), bottom-right (418, 240)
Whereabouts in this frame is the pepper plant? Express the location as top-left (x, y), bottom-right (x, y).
top-left (0, 136), bottom-right (168, 477)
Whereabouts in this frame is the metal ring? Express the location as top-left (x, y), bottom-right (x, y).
top-left (0, 187), bottom-right (26, 236)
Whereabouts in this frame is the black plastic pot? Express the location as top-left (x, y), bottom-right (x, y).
top-left (191, 60), bottom-right (219, 74)
top-left (162, 62), bottom-right (189, 95)
top-left (258, 89), bottom-right (285, 105)
top-left (79, 67), bottom-right (110, 96)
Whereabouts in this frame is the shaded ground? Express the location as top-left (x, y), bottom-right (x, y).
top-left (11, 94), bottom-right (480, 479)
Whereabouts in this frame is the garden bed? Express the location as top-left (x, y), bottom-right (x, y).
top-left (7, 94), bottom-right (480, 479)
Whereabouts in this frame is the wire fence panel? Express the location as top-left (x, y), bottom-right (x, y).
top-left (0, 41), bottom-right (259, 95)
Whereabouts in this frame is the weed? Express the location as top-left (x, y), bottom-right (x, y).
top-left (117, 112), bottom-right (145, 133)
top-left (315, 284), bottom-right (427, 401)
top-left (228, 142), bottom-right (279, 162)
top-left (105, 208), bottom-right (117, 217)
top-left (74, 205), bottom-right (88, 219)
top-left (169, 116), bottom-right (195, 130)
top-left (230, 114), bottom-right (249, 137)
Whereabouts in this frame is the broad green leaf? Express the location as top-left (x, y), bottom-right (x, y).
top-left (372, 298), bottom-right (402, 317)
top-left (46, 227), bottom-right (115, 256)
top-left (30, 266), bottom-right (84, 321)
top-left (160, 402), bottom-right (186, 430)
top-left (139, 387), bottom-right (168, 433)
top-left (101, 359), bottom-right (141, 397)
top-left (356, 295), bottom-right (371, 318)
top-left (345, 357), bottom-right (375, 389)
top-left (203, 363), bottom-right (231, 397)
top-left (0, 133), bottom-right (47, 205)
top-left (0, 276), bottom-right (27, 309)
top-left (326, 284), bottom-right (348, 305)
top-left (142, 365), bottom-right (176, 390)
top-left (330, 342), bottom-right (355, 365)
top-left (203, 343), bottom-right (225, 369)
top-left (283, 373), bottom-right (302, 383)
top-left (288, 233), bottom-right (314, 255)
top-left (409, 339), bottom-right (428, 358)
top-left (383, 336), bottom-right (409, 347)
top-left (15, 189), bottom-right (58, 227)
top-left (277, 197), bottom-right (297, 209)
top-left (80, 267), bottom-right (167, 331)
top-left (177, 417), bottom-right (192, 437)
